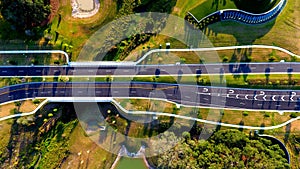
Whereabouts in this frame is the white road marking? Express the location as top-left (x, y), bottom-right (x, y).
top-left (260, 91), bottom-right (265, 95)
top-left (254, 95), bottom-right (258, 100)
top-left (240, 102), bottom-right (245, 105)
top-left (245, 95), bottom-right (249, 99)
top-left (272, 95), bottom-right (276, 101)
top-left (203, 88), bottom-right (208, 92)
top-left (229, 90), bottom-right (234, 94)
top-left (236, 94), bottom-right (239, 99)
top-left (291, 92), bottom-right (296, 101)
top-left (281, 96), bottom-right (285, 101)
top-left (263, 95), bottom-right (267, 101)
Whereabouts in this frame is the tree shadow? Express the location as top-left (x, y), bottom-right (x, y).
top-left (284, 123), bottom-right (291, 144)
top-left (233, 0), bottom-right (278, 14)
top-left (134, 0), bottom-right (177, 13)
top-left (238, 120), bottom-right (244, 132)
top-left (206, 19), bottom-right (276, 45)
top-left (211, 0), bottom-right (228, 11)
top-left (260, 123), bottom-right (265, 134)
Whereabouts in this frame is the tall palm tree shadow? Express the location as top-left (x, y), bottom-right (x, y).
top-left (205, 18), bottom-right (276, 45)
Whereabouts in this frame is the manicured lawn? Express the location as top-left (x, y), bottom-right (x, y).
top-left (172, 0), bottom-right (207, 17)
top-left (206, 0), bottom-right (300, 54)
top-left (116, 157), bottom-right (147, 169)
top-left (41, 0), bottom-right (118, 61)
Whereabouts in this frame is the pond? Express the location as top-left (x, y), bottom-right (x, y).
top-left (116, 157), bottom-right (148, 169)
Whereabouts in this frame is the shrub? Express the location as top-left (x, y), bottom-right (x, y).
top-left (222, 56), bottom-right (229, 62)
top-left (290, 112), bottom-right (298, 118)
top-left (8, 60), bottom-right (17, 65)
top-left (31, 59), bottom-right (38, 65)
top-left (10, 108), bottom-right (18, 115)
top-left (32, 99), bottom-right (41, 104)
top-left (264, 113), bottom-right (270, 118)
top-left (14, 101), bottom-right (21, 107)
top-left (268, 56), bottom-right (276, 62)
top-left (54, 60), bottom-right (60, 65)
top-left (243, 111), bottom-right (249, 116)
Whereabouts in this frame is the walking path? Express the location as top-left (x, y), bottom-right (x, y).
top-left (187, 0), bottom-right (287, 29)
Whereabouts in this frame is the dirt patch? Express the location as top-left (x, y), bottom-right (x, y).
top-left (0, 103), bottom-right (15, 118)
top-left (290, 120), bottom-right (300, 132)
top-left (0, 100), bottom-right (39, 118)
top-left (19, 100), bottom-right (38, 113)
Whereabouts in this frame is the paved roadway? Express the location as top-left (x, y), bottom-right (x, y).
top-left (0, 62), bottom-right (299, 76)
top-left (1, 82), bottom-right (300, 111)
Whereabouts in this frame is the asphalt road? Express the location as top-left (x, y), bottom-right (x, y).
top-left (2, 82), bottom-right (300, 111)
top-left (0, 62), bottom-right (298, 77)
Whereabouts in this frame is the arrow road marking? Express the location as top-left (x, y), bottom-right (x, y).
top-left (260, 91), bottom-right (265, 95)
top-left (291, 92), bottom-right (296, 101)
top-left (203, 88), bottom-right (208, 92)
top-left (281, 96), bottom-right (285, 101)
top-left (272, 95), bottom-right (276, 101)
top-left (236, 94), bottom-right (239, 99)
top-left (263, 95), bottom-right (267, 101)
top-left (254, 95), bottom-right (258, 100)
top-left (245, 95), bottom-right (249, 99)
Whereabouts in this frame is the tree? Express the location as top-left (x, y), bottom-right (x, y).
top-left (0, 0), bottom-right (51, 31)
top-left (155, 129), bottom-right (290, 168)
top-left (9, 77), bottom-right (22, 85)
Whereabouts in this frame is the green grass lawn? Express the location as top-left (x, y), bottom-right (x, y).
top-left (206, 0), bottom-right (300, 54)
top-left (190, 0), bottom-right (237, 20)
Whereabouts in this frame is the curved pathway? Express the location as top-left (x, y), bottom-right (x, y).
top-left (111, 98), bottom-right (300, 131)
top-left (187, 0), bottom-right (287, 29)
